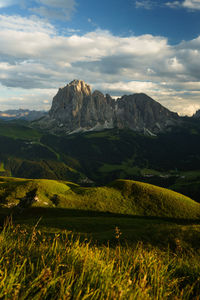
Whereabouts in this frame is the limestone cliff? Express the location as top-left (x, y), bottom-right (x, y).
top-left (37, 79), bottom-right (179, 135)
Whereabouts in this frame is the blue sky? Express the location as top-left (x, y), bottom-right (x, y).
top-left (0, 0), bottom-right (200, 115)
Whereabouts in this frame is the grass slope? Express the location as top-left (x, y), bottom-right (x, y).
top-left (1, 223), bottom-right (200, 299)
top-left (0, 120), bottom-right (42, 140)
top-left (110, 179), bottom-right (200, 219)
top-left (1, 177), bottom-right (200, 219)
top-left (1, 175), bottom-right (200, 299)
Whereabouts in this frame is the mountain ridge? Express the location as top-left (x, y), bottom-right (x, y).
top-left (36, 79), bottom-right (179, 135)
top-left (0, 109), bottom-right (47, 121)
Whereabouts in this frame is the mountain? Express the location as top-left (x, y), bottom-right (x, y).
top-left (193, 109), bottom-right (200, 119)
top-left (0, 81), bottom-right (200, 202)
top-left (36, 79), bottom-right (179, 135)
top-left (0, 109), bottom-right (47, 121)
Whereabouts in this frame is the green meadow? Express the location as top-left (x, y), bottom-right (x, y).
top-left (0, 176), bottom-right (200, 298)
top-left (1, 177), bottom-right (200, 219)
top-left (0, 162), bottom-right (5, 172)
top-left (0, 217), bottom-right (200, 299)
top-left (0, 121), bottom-right (42, 141)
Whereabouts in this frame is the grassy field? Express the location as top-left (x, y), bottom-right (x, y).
top-left (98, 162), bottom-right (163, 177)
top-left (0, 218), bottom-right (200, 299)
top-left (0, 162), bottom-right (5, 172)
top-left (1, 176), bottom-right (200, 299)
top-left (0, 121), bottom-right (42, 140)
top-left (1, 207), bottom-right (199, 250)
top-left (1, 176), bottom-right (200, 250)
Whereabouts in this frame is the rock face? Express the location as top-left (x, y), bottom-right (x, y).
top-left (115, 94), bottom-right (178, 134)
top-left (193, 110), bottom-right (200, 119)
top-left (48, 80), bottom-right (115, 133)
top-left (37, 79), bottom-right (179, 134)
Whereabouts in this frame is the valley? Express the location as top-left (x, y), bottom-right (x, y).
top-left (1, 118), bottom-right (200, 201)
top-left (1, 81), bottom-right (200, 299)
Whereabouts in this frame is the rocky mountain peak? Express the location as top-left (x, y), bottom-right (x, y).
top-left (68, 79), bottom-right (91, 96)
top-left (37, 80), bottom-right (180, 135)
top-left (92, 90), bottom-right (105, 98)
top-left (193, 109), bottom-right (200, 119)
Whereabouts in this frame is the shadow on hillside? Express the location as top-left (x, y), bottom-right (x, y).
top-left (1, 207), bottom-right (200, 226)
top-left (1, 207), bottom-right (200, 251)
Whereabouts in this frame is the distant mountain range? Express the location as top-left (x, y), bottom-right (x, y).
top-left (0, 109), bottom-right (47, 121)
top-left (36, 79), bottom-right (180, 135)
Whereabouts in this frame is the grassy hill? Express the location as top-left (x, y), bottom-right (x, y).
top-left (1, 177), bottom-right (200, 219)
top-left (1, 175), bottom-right (200, 299)
top-left (1, 120), bottom-right (200, 299)
top-left (0, 119), bottom-right (42, 140)
top-left (1, 120), bottom-right (200, 202)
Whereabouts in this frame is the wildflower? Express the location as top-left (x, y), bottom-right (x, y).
top-left (115, 226), bottom-right (122, 239)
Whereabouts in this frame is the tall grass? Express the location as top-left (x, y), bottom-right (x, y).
top-left (0, 220), bottom-right (200, 299)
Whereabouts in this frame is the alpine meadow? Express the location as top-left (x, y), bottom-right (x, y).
top-left (1, 0), bottom-right (200, 299)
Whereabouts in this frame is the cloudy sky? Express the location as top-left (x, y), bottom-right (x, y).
top-left (1, 0), bottom-right (200, 115)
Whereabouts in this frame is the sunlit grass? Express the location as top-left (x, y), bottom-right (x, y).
top-left (0, 162), bottom-right (5, 172)
top-left (0, 220), bottom-right (200, 299)
top-left (1, 177), bottom-right (200, 219)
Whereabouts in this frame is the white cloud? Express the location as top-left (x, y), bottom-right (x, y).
top-left (0, 84), bottom-right (55, 110)
top-left (0, 0), bottom-right (17, 8)
top-left (183, 0), bottom-right (200, 9)
top-left (0, 0), bottom-right (77, 20)
top-left (165, 1), bottom-right (181, 8)
top-left (136, 0), bottom-right (200, 10)
top-left (0, 14), bottom-right (55, 34)
top-left (166, 0), bottom-right (200, 10)
top-left (135, 1), bottom-right (157, 9)
top-left (29, 0), bottom-right (76, 20)
top-left (1, 14), bottom-right (200, 115)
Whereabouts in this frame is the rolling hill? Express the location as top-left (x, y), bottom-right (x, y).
top-left (1, 118), bottom-right (200, 201)
top-left (1, 176), bottom-right (200, 219)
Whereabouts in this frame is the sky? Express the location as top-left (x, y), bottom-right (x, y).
top-left (0, 0), bottom-right (200, 115)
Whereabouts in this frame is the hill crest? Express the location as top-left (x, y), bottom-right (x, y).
top-left (1, 177), bottom-right (200, 219)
